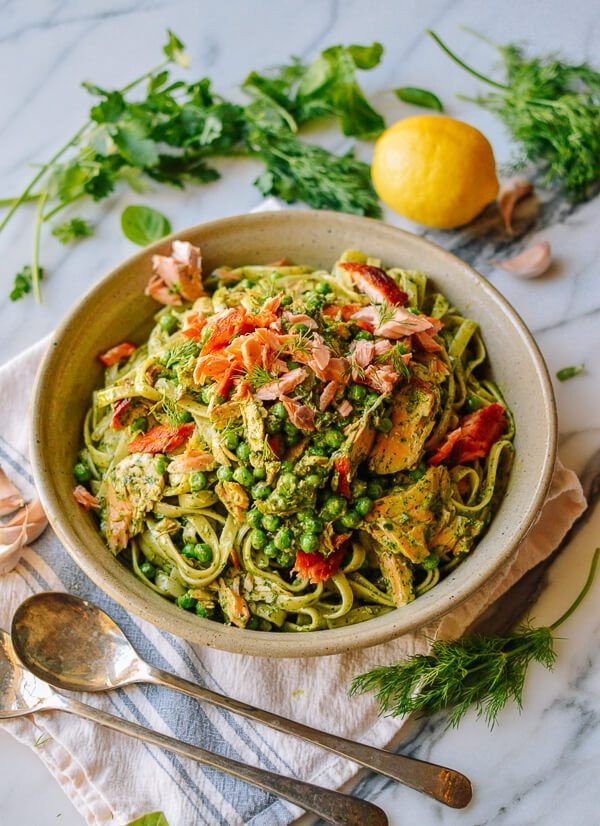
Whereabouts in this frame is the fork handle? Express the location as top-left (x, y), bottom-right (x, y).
top-left (55, 695), bottom-right (388, 826)
top-left (147, 665), bottom-right (472, 809)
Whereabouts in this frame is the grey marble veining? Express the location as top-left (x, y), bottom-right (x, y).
top-left (1, 1), bottom-right (599, 825)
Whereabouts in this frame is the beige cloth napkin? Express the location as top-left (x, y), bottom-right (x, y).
top-left (0, 202), bottom-right (586, 826)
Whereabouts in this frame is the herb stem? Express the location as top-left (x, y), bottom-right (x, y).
top-left (32, 190), bottom-right (48, 303)
top-left (43, 194), bottom-right (85, 223)
top-left (550, 547), bottom-right (600, 630)
top-left (0, 193), bottom-right (41, 208)
top-left (0, 58), bottom-right (170, 237)
top-left (426, 30), bottom-right (510, 91)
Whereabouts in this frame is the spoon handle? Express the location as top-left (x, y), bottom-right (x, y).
top-left (147, 666), bottom-right (471, 809)
top-left (56, 695), bottom-right (387, 826)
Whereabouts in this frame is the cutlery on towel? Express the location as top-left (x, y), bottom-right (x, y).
top-left (11, 592), bottom-right (473, 809)
top-left (0, 629), bottom-right (387, 826)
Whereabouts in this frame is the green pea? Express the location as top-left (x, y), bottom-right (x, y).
top-left (252, 466), bottom-right (267, 480)
top-left (287, 360), bottom-right (302, 370)
top-left (236, 441), bottom-right (251, 463)
top-left (279, 460), bottom-right (293, 473)
top-left (155, 455), bottom-right (168, 474)
top-left (246, 615), bottom-right (260, 630)
top-left (366, 480), bottom-right (384, 499)
top-left (196, 603), bottom-right (210, 618)
top-left (131, 416), bottom-right (148, 433)
top-left (73, 462), bottom-right (91, 483)
top-left (300, 533), bottom-right (319, 552)
top-left (285, 431), bottom-right (302, 448)
top-left (266, 417), bottom-right (281, 434)
top-left (251, 481), bottom-right (272, 500)
top-left (278, 472), bottom-right (297, 492)
top-left (139, 561), bottom-right (157, 580)
top-left (376, 417), bottom-right (393, 434)
top-left (264, 541), bottom-right (278, 558)
top-left (274, 527), bottom-right (293, 550)
top-left (177, 409), bottom-right (194, 423)
top-left (305, 474), bottom-right (321, 488)
top-left (181, 543), bottom-right (197, 558)
top-left (269, 493), bottom-right (287, 511)
top-left (355, 330), bottom-right (374, 341)
top-left (233, 466), bottom-right (254, 487)
top-left (223, 431), bottom-right (239, 450)
top-left (216, 465), bottom-right (234, 482)
top-left (283, 420), bottom-right (300, 438)
top-left (315, 281), bottom-right (331, 295)
top-left (250, 528), bottom-right (268, 550)
top-left (247, 508), bottom-right (264, 529)
top-left (176, 594), bottom-right (197, 611)
top-left (323, 429), bottom-right (344, 449)
top-left (292, 323), bottom-right (309, 334)
top-left (189, 471), bottom-right (207, 491)
top-left (422, 554), bottom-right (440, 570)
top-left (354, 496), bottom-right (374, 517)
top-left (340, 510), bottom-right (361, 529)
top-left (351, 479), bottom-right (368, 498)
top-left (159, 313), bottom-right (178, 333)
top-left (302, 515), bottom-right (324, 534)
top-left (321, 495), bottom-right (347, 520)
top-left (195, 543), bottom-right (213, 564)
top-left (308, 445), bottom-right (327, 457)
top-left (262, 514), bottom-right (282, 532)
top-left (365, 391), bottom-right (380, 406)
top-left (271, 401), bottom-right (288, 419)
top-left (277, 551), bottom-right (294, 567)
top-left (348, 383), bottom-right (367, 403)
top-left (280, 294), bottom-right (293, 306)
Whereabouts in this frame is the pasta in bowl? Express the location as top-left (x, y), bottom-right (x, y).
top-left (30, 211), bottom-right (555, 657)
top-left (74, 242), bottom-right (514, 633)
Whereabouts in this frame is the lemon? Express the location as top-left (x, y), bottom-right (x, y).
top-left (371, 114), bottom-right (499, 229)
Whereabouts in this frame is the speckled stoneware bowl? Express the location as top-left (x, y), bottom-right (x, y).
top-left (30, 210), bottom-right (556, 657)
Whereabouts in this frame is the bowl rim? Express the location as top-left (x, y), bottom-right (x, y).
top-left (30, 209), bottom-right (557, 657)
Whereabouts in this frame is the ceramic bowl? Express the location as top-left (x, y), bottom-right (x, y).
top-left (30, 210), bottom-right (556, 657)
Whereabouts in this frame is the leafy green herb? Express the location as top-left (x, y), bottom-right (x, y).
top-left (351, 547), bottom-right (600, 729)
top-left (121, 205), bottom-right (171, 245)
top-left (556, 363), bottom-right (585, 382)
top-left (160, 340), bottom-right (200, 370)
top-left (52, 217), bottom-right (94, 244)
top-left (9, 265), bottom-right (43, 301)
top-left (395, 86), bottom-right (444, 111)
top-left (428, 29), bottom-right (600, 200)
top-left (1, 33), bottom-right (384, 301)
top-left (243, 42), bottom-right (385, 139)
top-left (248, 365), bottom-right (275, 390)
top-left (251, 130), bottom-right (381, 217)
top-left (127, 813), bottom-right (169, 826)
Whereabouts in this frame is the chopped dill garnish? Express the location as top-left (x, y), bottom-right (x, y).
top-left (160, 340), bottom-right (200, 369)
top-left (248, 365), bottom-right (275, 389)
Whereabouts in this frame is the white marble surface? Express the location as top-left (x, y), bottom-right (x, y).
top-left (1, 1), bottom-right (599, 824)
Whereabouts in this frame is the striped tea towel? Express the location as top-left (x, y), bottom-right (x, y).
top-left (0, 202), bottom-right (586, 826)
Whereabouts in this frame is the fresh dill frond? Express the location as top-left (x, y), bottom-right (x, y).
top-left (351, 547), bottom-right (600, 729)
top-left (248, 365), bottom-right (275, 389)
top-left (377, 300), bottom-right (396, 327)
top-left (160, 340), bottom-right (200, 370)
top-left (428, 30), bottom-right (600, 200)
top-left (375, 342), bottom-right (410, 377)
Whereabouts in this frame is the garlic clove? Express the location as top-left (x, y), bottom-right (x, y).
top-left (0, 465), bottom-right (24, 516)
top-left (490, 240), bottom-right (552, 279)
top-left (498, 178), bottom-right (534, 234)
top-left (0, 499), bottom-right (48, 575)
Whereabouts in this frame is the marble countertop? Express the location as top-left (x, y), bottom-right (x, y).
top-left (1, 1), bottom-right (599, 824)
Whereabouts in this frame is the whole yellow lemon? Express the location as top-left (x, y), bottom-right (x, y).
top-left (372, 114), bottom-right (499, 229)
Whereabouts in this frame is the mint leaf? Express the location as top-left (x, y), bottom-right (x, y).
top-left (52, 217), bottom-right (94, 244)
top-left (121, 204), bottom-right (171, 245)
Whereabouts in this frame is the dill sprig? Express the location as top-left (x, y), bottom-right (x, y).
top-left (247, 365), bottom-right (275, 389)
top-left (428, 29), bottom-right (600, 200)
top-left (350, 547), bottom-right (600, 728)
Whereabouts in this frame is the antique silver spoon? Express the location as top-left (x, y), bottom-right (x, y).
top-left (0, 628), bottom-right (387, 825)
top-left (11, 591), bottom-right (472, 808)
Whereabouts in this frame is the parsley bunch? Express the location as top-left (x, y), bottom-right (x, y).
top-left (351, 547), bottom-right (600, 729)
top-left (2, 32), bottom-right (384, 302)
top-left (428, 29), bottom-right (600, 201)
